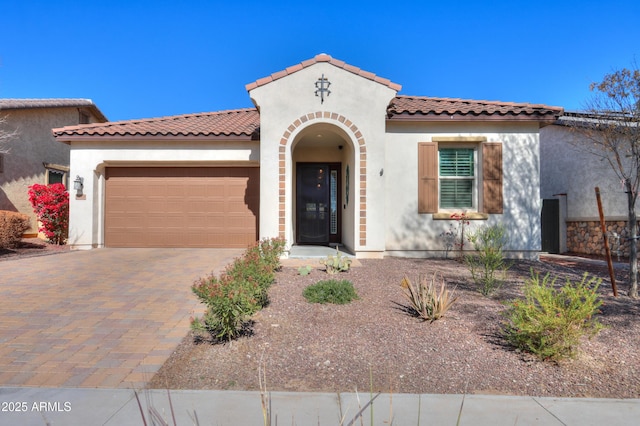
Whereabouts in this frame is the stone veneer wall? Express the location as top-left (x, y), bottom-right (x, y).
top-left (566, 220), bottom-right (629, 257)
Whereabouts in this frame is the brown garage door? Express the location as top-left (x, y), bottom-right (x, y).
top-left (105, 167), bottom-right (259, 248)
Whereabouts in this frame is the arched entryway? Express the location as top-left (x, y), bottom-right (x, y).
top-left (286, 119), bottom-right (362, 251)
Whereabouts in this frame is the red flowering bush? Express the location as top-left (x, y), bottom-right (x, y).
top-left (27, 183), bottom-right (69, 245)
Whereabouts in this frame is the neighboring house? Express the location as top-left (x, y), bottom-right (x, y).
top-left (53, 54), bottom-right (562, 258)
top-left (0, 99), bottom-right (107, 236)
top-left (540, 112), bottom-right (635, 256)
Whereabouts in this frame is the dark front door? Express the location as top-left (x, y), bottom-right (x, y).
top-left (296, 163), bottom-right (340, 245)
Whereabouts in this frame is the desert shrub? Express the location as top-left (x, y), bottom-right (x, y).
top-left (0, 210), bottom-right (30, 249)
top-left (503, 271), bottom-right (603, 361)
top-left (191, 273), bottom-right (259, 341)
top-left (27, 183), bottom-right (69, 245)
top-left (303, 279), bottom-right (359, 304)
top-left (319, 247), bottom-right (352, 274)
top-left (191, 237), bottom-right (285, 341)
top-left (401, 274), bottom-right (458, 322)
top-left (255, 237), bottom-right (286, 272)
top-left (465, 224), bottom-right (511, 295)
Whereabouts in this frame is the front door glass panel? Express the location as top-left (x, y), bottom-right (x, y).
top-left (297, 164), bottom-right (330, 243)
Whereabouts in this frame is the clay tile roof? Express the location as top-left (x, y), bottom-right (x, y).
top-left (0, 98), bottom-right (108, 122)
top-left (387, 95), bottom-right (563, 122)
top-left (245, 53), bottom-right (402, 92)
top-left (53, 108), bottom-right (260, 141)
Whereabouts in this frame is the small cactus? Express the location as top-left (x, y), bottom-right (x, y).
top-left (298, 265), bottom-right (313, 276)
top-left (320, 247), bottom-right (352, 274)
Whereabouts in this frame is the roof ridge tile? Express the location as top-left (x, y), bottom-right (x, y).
top-left (245, 53), bottom-right (402, 92)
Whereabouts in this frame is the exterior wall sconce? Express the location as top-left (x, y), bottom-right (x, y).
top-left (73, 175), bottom-right (84, 197)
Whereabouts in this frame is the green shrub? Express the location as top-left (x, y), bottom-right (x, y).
top-left (0, 211), bottom-right (30, 249)
top-left (255, 237), bottom-right (287, 272)
top-left (465, 224), bottom-right (511, 295)
top-left (191, 274), bottom-right (258, 341)
top-left (319, 247), bottom-right (352, 274)
top-left (503, 271), bottom-right (604, 361)
top-left (303, 279), bottom-right (359, 304)
top-left (401, 274), bottom-right (458, 322)
top-left (191, 238), bottom-right (286, 341)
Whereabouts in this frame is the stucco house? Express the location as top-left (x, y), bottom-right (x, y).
top-left (53, 54), bottom-right (562, 258)
top-left (540, 112), bottom-right (635, 256)
top-left (0, 99), bottom-right (107, 236)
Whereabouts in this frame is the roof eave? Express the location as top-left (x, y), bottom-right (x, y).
top-left (0, 100), bottom-right (108, 122)
top-left (85, 105), bottom-right (108, 123)
top-left (387, 113), bottom-right (561, 124)
top-left (54, 134), bottom-right (258, 145)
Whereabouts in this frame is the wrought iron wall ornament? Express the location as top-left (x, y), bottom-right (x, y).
top-left (315, 74), bottom-right (331, 104)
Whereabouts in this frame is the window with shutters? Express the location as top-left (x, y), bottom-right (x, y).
top-left (418, 139), bottom-right (503, 215)
top-left (439, 147), bottom-right (476, 209)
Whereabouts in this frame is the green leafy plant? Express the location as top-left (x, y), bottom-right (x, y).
top-left (320, 247), bottom-right (352, 274)
top-left (298, 265), bottom-right (313, 276)
top-left (503, 270), bottom-right (604, 361)
top-left (191, 238), bottom-right (285, 341)
top-left (303, 279), bottom-right (359, 304)
top-left (465, 224), bottom-right (511, 295)
top-left (401, 273), bottom-right (458, 322)
top-left (255, 237), bottom-right (287, 272)
top-left (191, 272), bottom-right (260, 341)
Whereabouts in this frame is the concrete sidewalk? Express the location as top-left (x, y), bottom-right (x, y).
top-left (1, 387), bottom-right (638, 426)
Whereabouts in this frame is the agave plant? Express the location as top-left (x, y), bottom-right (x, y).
top-left (401, 273), bottom-right (458, 322)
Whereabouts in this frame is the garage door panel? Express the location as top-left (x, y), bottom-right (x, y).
top-left (105, 167), bottom-right (258, 248)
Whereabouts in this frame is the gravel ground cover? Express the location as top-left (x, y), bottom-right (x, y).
top-left (149, 255), bottom-right (640, 398)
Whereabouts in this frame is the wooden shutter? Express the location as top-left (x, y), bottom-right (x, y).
top-left (482, 142), bottom-right (503, 214)
top-left (418, 142), bottom-right (438, 213)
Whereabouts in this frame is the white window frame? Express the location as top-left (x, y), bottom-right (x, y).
top-left (437, 143), bottom-right (479, 212)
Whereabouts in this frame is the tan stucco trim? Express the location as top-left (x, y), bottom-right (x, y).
top-left (43, 162), bottom-right (70, 172)
top-left (566, 216), bottom-right (628, 222)
top-left (432, 212), bottom-right (489, 220)
top-left (432, 136), bottom-right (487, 142)
top-left (279, 111), bottom-right (367, 246)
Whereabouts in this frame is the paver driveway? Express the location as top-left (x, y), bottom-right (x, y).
top-left (0, 248), bottom-right (242, 388)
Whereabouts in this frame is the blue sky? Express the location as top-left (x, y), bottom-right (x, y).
top-left (1, 1), bottom-right (639, 122)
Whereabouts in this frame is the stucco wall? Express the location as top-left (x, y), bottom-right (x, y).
top-left (67, 140), bottom-right (259, 249)
top-left (540, 124), bottom-right (629, 219)
top-left (385, 121), bottom-right (542, 258)
top-left (0, 108), bottom-right (88, 234)
top-left (249, 63), bottom-right (397, 256)
top-left (540, 123), bottom-right (635, 254)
